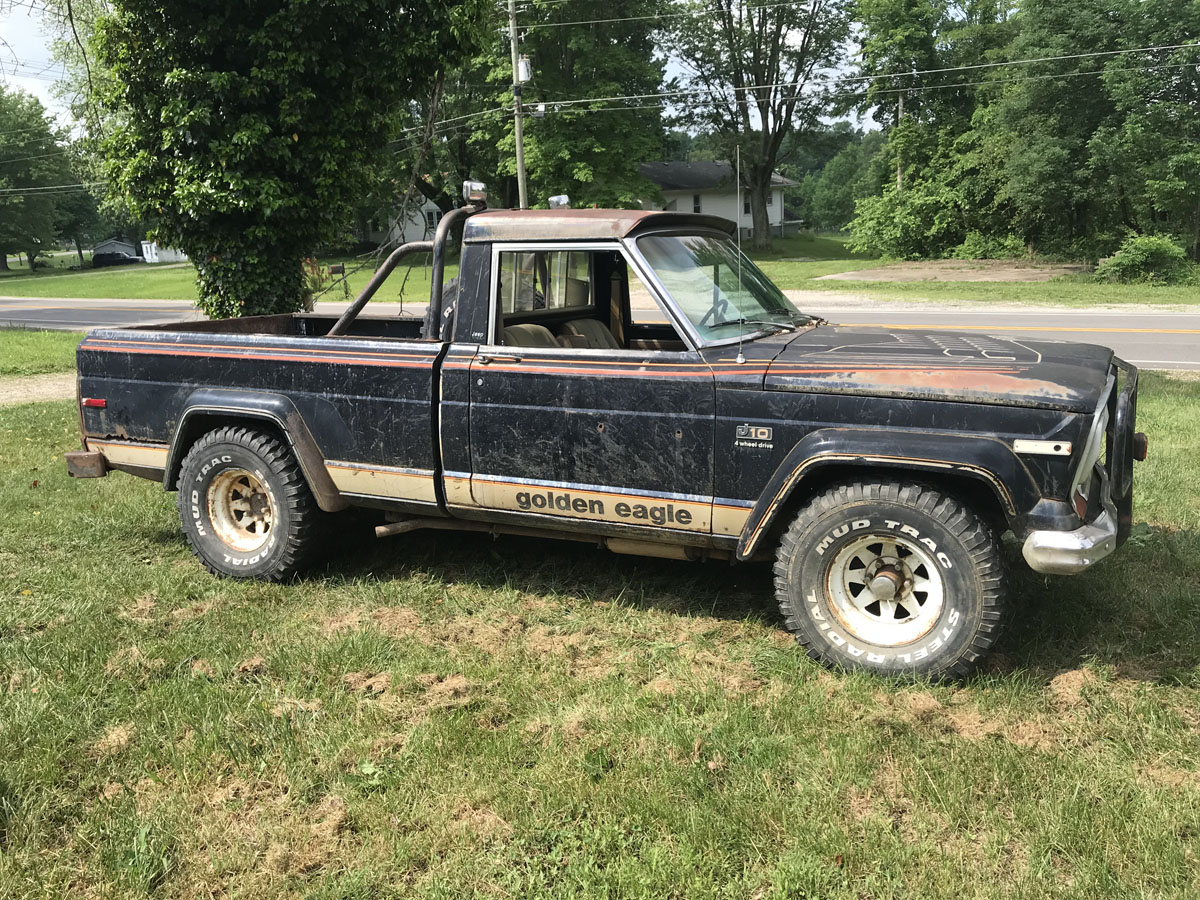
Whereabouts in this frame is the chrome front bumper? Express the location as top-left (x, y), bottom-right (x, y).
top-left (1022, 502), bottom-right (1118, 575)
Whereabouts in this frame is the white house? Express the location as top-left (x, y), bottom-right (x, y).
top-left (639, 161), bottom-right (797, 238)
top-left (361, 198), bottom-right (445, 247)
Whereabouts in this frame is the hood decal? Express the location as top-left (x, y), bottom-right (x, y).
top-left (763, 327), bottom-right (1111, 411)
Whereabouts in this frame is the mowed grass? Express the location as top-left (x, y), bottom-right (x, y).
top-left (0, 256), bottom-right (452, 306)
top-left (0, 329), bottom-right (85, 377)
top-left (0, 376), bottom-right (1197, 897)
top-left (797, 276), bottom-right (1200, 307)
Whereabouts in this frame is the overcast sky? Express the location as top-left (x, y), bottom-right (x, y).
top-left (0, 3), bottom-right (71, 124)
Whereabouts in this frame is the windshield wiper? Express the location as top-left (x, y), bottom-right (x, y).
top-left (709, 317), bottom-right (798, 334)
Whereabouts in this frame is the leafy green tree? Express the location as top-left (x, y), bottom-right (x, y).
top-left (804, 131), bottom-right (886, 231)
top-left (414, 0), bottom-right (668, 212)
top-left (0, 87), bottom-right (70, 271)
top-left (662, 0), bottom-right (852, 248)
top-left (92, 0), bottom-right (487, 318)
top-left (1093, 0), bottom-right (1200, 259)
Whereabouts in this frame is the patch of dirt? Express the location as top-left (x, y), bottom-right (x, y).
top-left (1048, 669), bottom-right (1094, 709)
top-left (92, 723), bottom-right (134, 757)
top-left (121, 592), bottom-right (157, 623)
top-left (342, 672), bottom-right (390, 695)
top-left (190, 659), bottom-right (216, 679)
top-left (1139, 766), bottom-right (1200, 791)
top-left (817, 259), bottom-right (1092, 283)
top-left (321, 611), bottom-right (363, 635)
top-left (270, 698), bottom-right (322, 717)
top-left (369, 606), bottom-right (423, 638)
top-left (170, 602), bottom-right (211, 622)
top-left (451, 803), bottom-right (512, 841)
top-left (103, 645), bottom-right (164, 677)
top-left (420, 673), bottom-right (474, 709)
top-left (0, 373), bottom-right (76, 408)
top-left (234, 656), bottom-right (266, 677)
top-left (99, 781), bottom-right (125, 800)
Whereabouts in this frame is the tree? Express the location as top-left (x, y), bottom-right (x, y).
top-left (1094, 0), bottom-right (1200, 259)
top-left (662, 0), bottom-right (852, 249)
top-left (0, 87), bottom-right (70, 271)
top-left (411, 0), bottom-right (669, 212)
top-left (92, 0), bottom-right (488, 318)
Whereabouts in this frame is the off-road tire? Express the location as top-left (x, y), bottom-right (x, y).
top-left (176, 426), bottom-right (321, 581)
top-left (774, 480), bottom-right (1005, 680)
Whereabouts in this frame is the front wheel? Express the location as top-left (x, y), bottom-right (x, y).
top-left (176, 426), bottom-right (322, 581)
top-left (774, 480), bottom-right (1006, 680)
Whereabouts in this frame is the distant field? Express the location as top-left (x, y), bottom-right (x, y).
top-left (3, 235), bottom-right (1195, 308)
top-left (0, 255), bottom-right (449, 305)
top-left (0, 376), bottom-right (1197, 897)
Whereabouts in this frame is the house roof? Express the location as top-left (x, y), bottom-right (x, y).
top-left (640, 161), bottom-right (797, 191)
top-left (462, 208), bottom-right (735, 243)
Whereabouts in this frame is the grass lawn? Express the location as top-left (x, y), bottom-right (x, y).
top-left (0, 329), bottom-right (86, 377)
top-left (0, 376), bottom-right (1197, 897)
top-left (797, 276), bottom-right (1200, 307)
top-left (0, 255), bottom-right (450, 306)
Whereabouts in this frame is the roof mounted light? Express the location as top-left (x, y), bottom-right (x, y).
top-left (463, 180), bottom-right (487, 203)
top-left (548, 194), bottom-right (570, 209)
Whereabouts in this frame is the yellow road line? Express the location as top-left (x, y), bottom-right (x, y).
top-left (846, 322), bottom-right (1200, 335)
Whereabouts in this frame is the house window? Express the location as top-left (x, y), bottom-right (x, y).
top-left (767, 191), bottom-right (773, 206)
top-left (425, 209), bottom-right (443, 230)
top-left (692, 194), bottom-right (702, 214)
top-left (743, 197), bottom-right (750, 215)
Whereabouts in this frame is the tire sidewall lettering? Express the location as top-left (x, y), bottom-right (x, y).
top-left (793, 504), bottom-right (984, 673)
top-left (182, 444), bottom-right (283, 576)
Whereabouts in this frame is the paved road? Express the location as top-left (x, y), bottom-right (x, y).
top-left (3, 295), bottom-right (1198, 371)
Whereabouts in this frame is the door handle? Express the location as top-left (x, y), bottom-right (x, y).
top-left (479, 354), bottom-right (521, 365)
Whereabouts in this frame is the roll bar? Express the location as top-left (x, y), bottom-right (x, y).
top-left (327, 185), bottom-right (486, 338)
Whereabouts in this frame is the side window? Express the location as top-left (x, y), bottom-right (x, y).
top-left (498, 250), bottom-right (593, 315)
top-left (692, 194), bottom-right (702, 214)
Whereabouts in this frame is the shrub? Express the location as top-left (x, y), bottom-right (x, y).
top-left (1093, 235), bottom-right (1200, 285)
top-left (951, 231), bottom-right (1026, 260)
top-left (848, 184), bottom-right (964, 260)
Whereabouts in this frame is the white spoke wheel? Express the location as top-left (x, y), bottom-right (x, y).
top-left (177, 426), bottom-right (323, 581)
top-left (826, 534), bottom-right (946, 647)
top-left (207, 468), bottom-right (275, 553)
top-left (774, 480), bottom-right (1006, 680)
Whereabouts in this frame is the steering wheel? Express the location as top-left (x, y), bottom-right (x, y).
top-left (698, 296), bottom-right (730, 328)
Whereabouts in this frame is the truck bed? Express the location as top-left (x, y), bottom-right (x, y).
top-left (76, 314), bottom-right (448, 513)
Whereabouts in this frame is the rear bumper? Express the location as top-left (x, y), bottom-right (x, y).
top-left (65, 449), bottom-right (108, 478)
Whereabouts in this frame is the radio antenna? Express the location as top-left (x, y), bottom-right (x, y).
top-left (735, 146), bottom-right (746, 365)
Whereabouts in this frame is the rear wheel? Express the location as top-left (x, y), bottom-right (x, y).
top-left (774, 480), bottom-right (1005, 680)
top-left (177, 426), bottom-right (322, 581)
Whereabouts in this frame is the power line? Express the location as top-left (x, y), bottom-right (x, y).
top-left (0, 180), bottom-right (101, 194)
top-left (0, 148), bottom-right (70, 164)
top-left (516, 1), bottom-right (802, 31)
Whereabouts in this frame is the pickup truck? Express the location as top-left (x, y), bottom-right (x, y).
top-left (67, 182), bottom-right (1147, 678)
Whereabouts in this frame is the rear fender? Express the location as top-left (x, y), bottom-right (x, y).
top-left (736, 428), bottom-right (1038, 560)
top-left (164, 389), bottom-right (348, 512)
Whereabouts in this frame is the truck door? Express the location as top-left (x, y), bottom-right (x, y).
top-left (464, 245), bottom-right (716, 534)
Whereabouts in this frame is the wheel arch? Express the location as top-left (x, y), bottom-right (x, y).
top-left (165, 389), bottom-right (348, 513)
top-left (736, 428), bottom-right (1038, 561)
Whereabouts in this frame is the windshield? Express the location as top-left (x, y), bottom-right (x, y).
top-left (636, 233), bottom-right (813, 343)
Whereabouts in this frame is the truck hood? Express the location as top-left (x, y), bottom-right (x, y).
top-left (763, 326), bottom-right (1113, 411)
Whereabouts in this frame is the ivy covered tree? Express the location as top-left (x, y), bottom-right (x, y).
top-left (93, 0), bottom-right (487, 317)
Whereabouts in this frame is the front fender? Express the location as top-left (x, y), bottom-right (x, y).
top-left (736, 427), bottom-right (1039, 560)
top-left (164, 389), bottom-right (348, 512)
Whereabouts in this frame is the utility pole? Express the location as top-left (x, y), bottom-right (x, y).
top-left (507, 0), bottom-right (529, 209)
